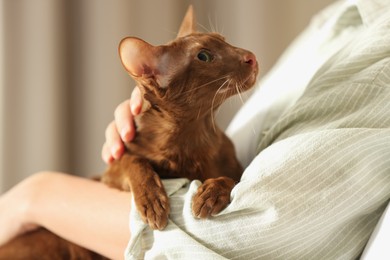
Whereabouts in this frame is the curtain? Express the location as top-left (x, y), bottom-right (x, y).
top-left (0, 0), bottom-right (334, 192)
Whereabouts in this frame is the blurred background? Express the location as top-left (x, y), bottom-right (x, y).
top-left (0, 0), bottom-right (335, 192)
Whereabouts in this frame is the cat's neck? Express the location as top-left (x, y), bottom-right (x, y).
top-left (141, 100), bottom-right (221, 136)
top-left (137, 98), bottom-right (223, 151)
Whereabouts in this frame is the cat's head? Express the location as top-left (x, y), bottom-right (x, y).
top-left (119, 6), bottom-right (258, 117)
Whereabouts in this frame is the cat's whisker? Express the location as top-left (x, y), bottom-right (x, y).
top-left (218, 80), bottom-right (230, 113)
top-left (211, 78), bottom-right (230, 131)
top-left (182, 75), bottom-right (231, 95)
top-left (213, 13), bottom-right (223, 35)
top-left (181, 75), bottom-right (229, 105)
top-left (220, 24), bottom-right (225, 35)
top-left (208, 14), bottom-right (216, 33)
top-left (235, 82), bottom-right (245, 105)
top-left (214, 15), bottom-right (219, 34)
top-left (196, 104), bottom-right (202, 120)
top-left (197, 22), bottom-right (212, 33)
top-left (214, 80), bottom-right (229, 119)
top-left (232, 75), bottom-right (252, 106)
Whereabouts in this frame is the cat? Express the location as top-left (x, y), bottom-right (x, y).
top-left (0, 5), bottom-right (258, 259)
top-left (101, 5), bottom-right (258, 230)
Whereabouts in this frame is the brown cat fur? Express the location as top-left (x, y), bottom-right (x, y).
top-left (0, 6), bottom-right (258, 259)
top-left (101, 5), bottom-right (258, 230)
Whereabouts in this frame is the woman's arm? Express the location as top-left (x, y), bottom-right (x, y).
top-left (0, 172), bottom-right (131, 259)
top-left (0, 87), bottom-right (142, 259)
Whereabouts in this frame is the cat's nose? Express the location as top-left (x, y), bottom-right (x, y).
top-left (243, 53), bottom-right (257, 68)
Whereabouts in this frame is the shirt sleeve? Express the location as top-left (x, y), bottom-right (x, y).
top-left (125, 128), bottom-right (390, 260)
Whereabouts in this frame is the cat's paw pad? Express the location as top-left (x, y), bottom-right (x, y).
top-left (134, 178), bottom-right (170, 230)
top-left (192, 177), bottom-right (235, 218)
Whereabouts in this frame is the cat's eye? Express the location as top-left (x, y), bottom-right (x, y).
top-left (197, 50), bottom-right (213, 62)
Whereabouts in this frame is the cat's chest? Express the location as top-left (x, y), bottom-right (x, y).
top-left (126, 140), bottom-right (215, 181)
top-left (127, 129), bottom-right (227, 183)
top-left (127, 111), bottom-right (225, 180)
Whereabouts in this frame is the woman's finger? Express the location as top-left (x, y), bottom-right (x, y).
top-left (114, 100), bottom-right (136, 143)
top-left (104, 121), bottom-right (125, 160)
top-left (130, 87), bottom-right (142, 115)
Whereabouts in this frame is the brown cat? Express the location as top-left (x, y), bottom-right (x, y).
top-left (0, 5), bottom-right (258, 259)
top-left (101, 5), bottom-right (258, 230)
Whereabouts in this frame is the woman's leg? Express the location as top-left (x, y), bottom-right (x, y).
top-left (0, 172), bottom-right (131, 259)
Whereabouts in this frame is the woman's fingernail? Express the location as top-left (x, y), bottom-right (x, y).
top-left (106, 155), bottom-right (114, 164)
top-left (121, 127), bottom-right (130, 142)
top-left (131, 103), bottom-right (141, 115)
top-left (103, 152), bottom-right (113, 164)
top-left (111, 144), bottom-right (122, 158)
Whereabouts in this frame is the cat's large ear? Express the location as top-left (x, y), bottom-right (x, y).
top-left (177, 5), bottom-right (196, 38)
top-left (119, 37), bottom-right (159, 78)
top-left (119, 37), bottom-right (170, 88)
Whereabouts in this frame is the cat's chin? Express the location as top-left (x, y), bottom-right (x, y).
top-left (248, 72), bottom-right (258, 87)
top-left (238, 72), bottom-right (258, 92)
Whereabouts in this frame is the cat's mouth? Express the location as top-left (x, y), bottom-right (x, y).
top-left (221, 53), bottom-right (259, 95)
top-left (218, 69), bottom-right (258, 96)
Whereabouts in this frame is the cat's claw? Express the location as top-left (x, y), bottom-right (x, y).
top-left (143, 194), bottom-right (170, 230)
top-left (192, 177), bottom-right (236, 218)
top-left (134, 178), bottom-right (170, 230)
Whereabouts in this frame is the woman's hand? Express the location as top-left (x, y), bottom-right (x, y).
top-left (102, 87), bottom-right (142, 164)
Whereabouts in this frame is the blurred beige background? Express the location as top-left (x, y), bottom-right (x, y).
top-left (0, 0), bottom-right (335, 192)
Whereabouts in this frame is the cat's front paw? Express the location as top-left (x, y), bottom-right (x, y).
top-left (192, 177), bottom-right (236, 218)
top-left (133, 175), bottom-right (170, 230)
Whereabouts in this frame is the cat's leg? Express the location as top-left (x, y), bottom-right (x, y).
top-left (102, 153), bottom-right (170, 230)
top-left (192, 177), bottom-right (236, 218)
